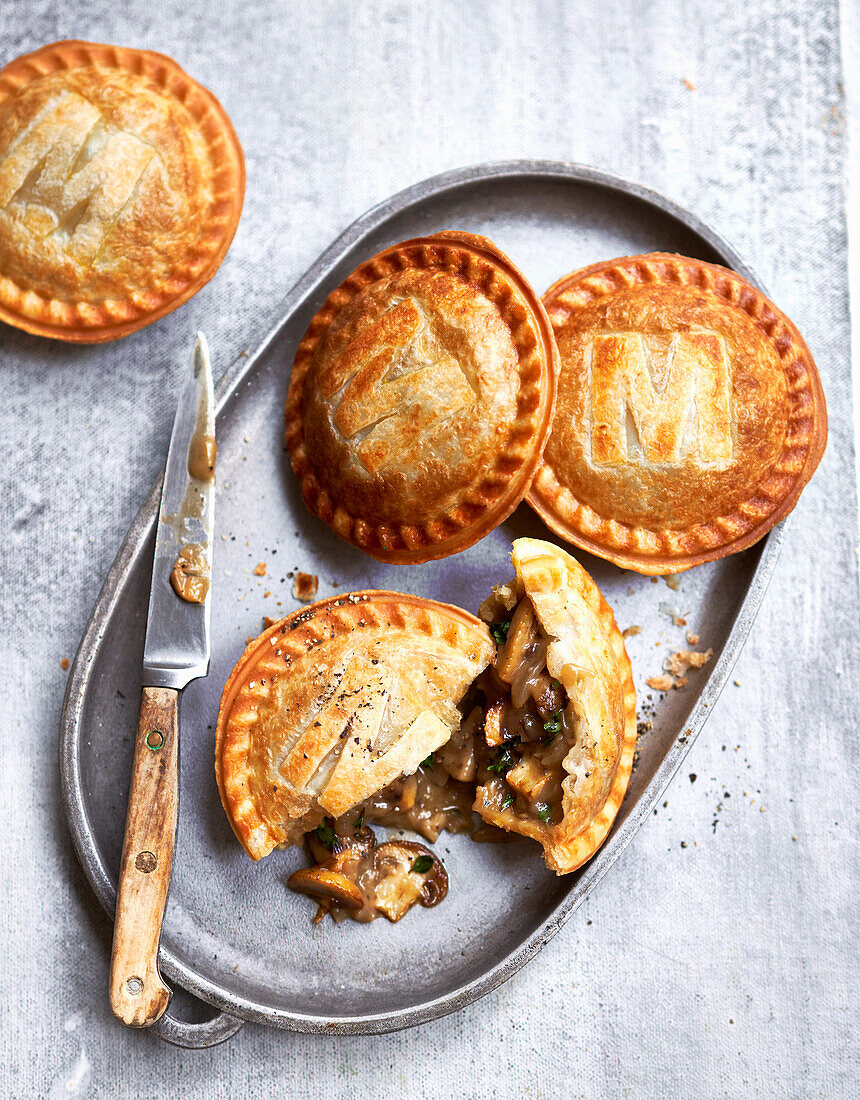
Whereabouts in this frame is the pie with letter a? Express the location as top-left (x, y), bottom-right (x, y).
top-left (285, 231), bottom-right (558, 563)
top-left (0, 40), bottom-right (245, 342)
top-left (528, 253), bottom-right (827, 573)
top-left (215, 591), bottom-right (494, 861)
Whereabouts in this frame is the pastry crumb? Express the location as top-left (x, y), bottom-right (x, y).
top-left (60, 657), bottom-right (70, 670)
top-left (665, 648), bottom-right (713, 678)
top-left (622, 625), bottom-right (642, 639)
top-left (646, 674), bottom-right (675, 692)
top-left (683, 77), bottom-right (697, 91)
top-left (263, 590), bottom-right (271, 598)
top-left (686, 631), bottom-right (699, 646)
top-left (253, 562), bottom-right (267, 576)
top-left (293, 571), bottom-right (318, 602)
top-left (662, 574), bottom-right (681, 591)
top-left (263, 616), bottom-right (279, 630)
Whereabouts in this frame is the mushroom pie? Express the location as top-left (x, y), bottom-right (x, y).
top-left (0, 41), bottom-right (245, 341)
top-left (216, 539), bottom-right (635, 924)
top-left (529, 254), bottom-right (827, 573)
top-left (285, 231), bottom-right (558, 563)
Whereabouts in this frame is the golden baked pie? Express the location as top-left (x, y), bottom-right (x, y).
top-left (528, 253), bottom-right (827, 573)
top-left (216, 538), bottom-right (635, 922)
top-left (285, 231), bottom-right (558, 563)
top-left (215, 591), bottom-right (494, 861)
top-left (472, 537), bottom-right (636, 874)
top-left (0, 40), bottom-right (245, 342)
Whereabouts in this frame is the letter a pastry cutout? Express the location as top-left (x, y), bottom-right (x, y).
top-left (215, 592), bottom-right (494, 860)
top-left (529, 254), bottom-right (827, 573)
top-left (0, 41), bottom-right (245, 341)
top-left (286, 231), bottom-right (558, 563)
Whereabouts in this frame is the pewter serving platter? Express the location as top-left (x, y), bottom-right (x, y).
top-left (60, 162), bottom-right (785, 1048)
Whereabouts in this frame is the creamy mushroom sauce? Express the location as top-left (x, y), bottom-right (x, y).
top-left (289, 594), bottom-right (571, 924)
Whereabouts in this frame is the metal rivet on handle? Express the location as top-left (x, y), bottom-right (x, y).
top-left (135, 851), bottom-right (157, 873)
top-left (126, 977), bottom-right (143, 996)
top-left (145, 729), bottom-right (164, 750)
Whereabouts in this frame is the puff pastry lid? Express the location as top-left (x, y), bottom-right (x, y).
top-left (216, 591), bottom-right (494, 860)
top-left (529, 254), bottom-right (827, 573)
top-left (286, 231), bottom-right (558, 563)
top-left (475, 538), bottom-right (636, 874)
top-left (0, 41), bottom-right (245, 341)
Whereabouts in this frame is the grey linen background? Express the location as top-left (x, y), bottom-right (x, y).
top-left (1, 1), bottom-right (858, 1097)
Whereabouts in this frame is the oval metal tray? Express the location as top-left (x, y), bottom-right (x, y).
top-left (60, 161), bottom-right (784, 1046)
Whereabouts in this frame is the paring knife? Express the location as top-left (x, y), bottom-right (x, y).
top-left (109, 333), bottom-right (215, 1029)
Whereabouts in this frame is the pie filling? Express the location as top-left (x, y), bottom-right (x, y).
top-left (288, 593), bottom-right (573, 924)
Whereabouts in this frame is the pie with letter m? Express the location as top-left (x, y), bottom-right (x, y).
top-left (529, 253), bottom-right (827, 573)
top-left (0, 40), bottom-right (245, 342)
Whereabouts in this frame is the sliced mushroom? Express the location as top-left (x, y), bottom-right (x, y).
top-left (287, 866), bottom-right (363, 911)
top-left (483, 699), bottom-right (506, 746)
top-left (496, 598), bottom-right (536, 683)
top-left (307, 823), bottom-right (376, 865)
top-left (370, 841), bottom-right (448, 922)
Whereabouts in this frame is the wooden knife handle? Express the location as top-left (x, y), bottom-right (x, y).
top-left (109, 686), bottom-right (179, 1027)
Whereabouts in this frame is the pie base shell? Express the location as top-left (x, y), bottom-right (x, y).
top-left (474, 538), bottom-right (637, 874)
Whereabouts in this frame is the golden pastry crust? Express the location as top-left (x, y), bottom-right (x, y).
top-left (285, 231), bottom-right (558, 563)
top-left (0, 40), bottom-right (245, 342)
top-left (528, 254), bottom-right (827, 573)
top-left (215, 591), bottom-right (494, 860)
top-left (475, 538), bottom-right (637, 874)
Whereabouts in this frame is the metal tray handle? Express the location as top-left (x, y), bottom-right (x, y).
top-left (150, 1004), bottom-right (245, 1048)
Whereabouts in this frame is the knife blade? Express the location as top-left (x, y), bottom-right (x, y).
top-left (143, 332), bottom-right (215, 689)
top-left (109, 333), bottom-right (216, 1030)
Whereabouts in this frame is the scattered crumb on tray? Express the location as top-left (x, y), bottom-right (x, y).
top-left (683, 77), bottom-right (697, 91)
top-left (622, 625), bottom-right (642, 639)
top-left (60, 657), bottom-right (69, 670)
top-left (662, 574), bottom-right (681, 591)
top-left (293, 571), bottom-right (318, 602)
top-left (665, 648), bottom-right (713, 677)
top-left (253, 562), bottom-right (267, 577)
top-left (263, 616), bottom-right (279, 630)
top-left (647, 648), bottom-right (713, 693)
top-left (686, 630), bottom-right (700, 645)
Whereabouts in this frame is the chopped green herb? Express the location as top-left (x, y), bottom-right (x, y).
top-left (490, 619), bottom-right (511, 646)
top-left (315, 819), bottom-right (336, 850)
top-left (543, 711), bottom-right (562, 734)
top-left (488, 745), bottom-right (517, 776)
top-left (411, 854), bottom-right (434, 874)
top-left (501, 791), bottom-right (515, 810)
top-left (549, 678), bottom-right (561, 692)
top-left (353, 808), bottom-right (365, 831)
top-left (420, 753), bottom-right (435, 770)
top-left (535, 802), bottom-right (553, 824)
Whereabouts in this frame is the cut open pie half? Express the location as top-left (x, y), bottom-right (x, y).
top-left (285, 231), bottom-right (558, 563)
top-left (215, 591), bottom-right (494, 861)
top-left (216, 539), bottom-right (636, 921)
top-left (0, 40), bottom-right (245, 341)
top-left (529, 253), bottom-right (827, 573)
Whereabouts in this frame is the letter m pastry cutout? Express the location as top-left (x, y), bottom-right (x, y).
top-left (589, 331), bottom-right (733, 468)
top-left (0, 92), bottom-right (157, 265)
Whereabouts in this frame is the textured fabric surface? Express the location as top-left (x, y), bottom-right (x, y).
top-left (1, 1), bottom-right (857, 1096)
